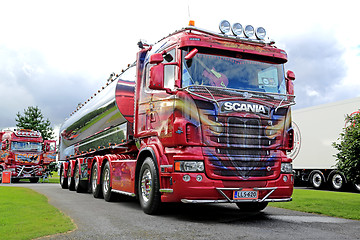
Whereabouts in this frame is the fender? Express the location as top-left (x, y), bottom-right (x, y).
top-left (92, 155), bottom-right (105, 185)
top-left (75, 158), bottom-right (85, 180)
top-left (68, 160), bottom-right (77, 178)
top-left (62, 161), bottom-right (69, 178)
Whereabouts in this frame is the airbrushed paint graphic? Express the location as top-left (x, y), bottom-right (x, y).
top-left (172, 92), bottom-right (288, 180)
top-left (43, 153), bottom-right (56, 164)
top-left (15, 153), bottom-right (40, 163)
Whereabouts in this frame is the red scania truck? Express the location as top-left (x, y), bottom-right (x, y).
top-left (58, 21), bottom-right (296, 214)
top-left (0, 129), bottom-right (56, 183)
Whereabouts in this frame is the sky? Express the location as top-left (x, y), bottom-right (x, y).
top-left (1, 0), bottom-right (359, 136)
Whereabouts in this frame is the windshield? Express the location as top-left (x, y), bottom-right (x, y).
top-left (182, 50), bottom-right (286, 94)
top-left (11, 141), bottom-right (42, 151)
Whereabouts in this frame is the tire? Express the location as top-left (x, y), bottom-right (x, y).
top-left (60, 167), bottom-right (68, 189)
top-left (310, 171), bottom-right (324, 189)
top-left (102, 162), bottom-right (115, 202)
top-left (68, 165), bottom-right (75, 191)
top-left (353, 182), bottom-right (360, 192)
top-left (329, 171), bottom-right (345, 191)
top-left (12, 178), bottom-right (20, 183)
top-left (29, 177), bottom-right (39, 183)
top-left (138, 157), bottom-right (161, 215)
top-left (75, 164), bottom-right (86, 193)
top-left (236, 202), bottom-right (268, 212)
top-left (91, 162), bottom-right (103, 198)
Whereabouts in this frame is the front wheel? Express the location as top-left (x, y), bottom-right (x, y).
top-left (236, 202), bottom-right (268, 212)
top-left (138, 157), bottom-right (161, 215)
top-left (29, 177), bottom-right (39, 183)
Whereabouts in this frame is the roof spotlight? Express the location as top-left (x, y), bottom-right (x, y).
top-left (255, 27), bottom-right (266, 40)
top-left (244, 25), bottom-right (254, 38)
top-left (231, 23), bottom-right (243, 36)
top-left (219, 20), bottom-right (231, 34)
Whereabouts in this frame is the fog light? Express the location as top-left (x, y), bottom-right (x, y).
top-left (196, 175), bottom-right (203, 182)
top-left (183, 175), bottom-right (191, 182)
top-left (281, 163), bottom-right (293, 173)
top-left (283, 175), bottom-right (288, 182)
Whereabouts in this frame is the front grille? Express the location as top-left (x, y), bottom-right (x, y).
top-left (204, 115), bottom-right (281, 180)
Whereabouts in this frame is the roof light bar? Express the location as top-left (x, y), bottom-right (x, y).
top-left (219, 20), bottom-right (267, 40)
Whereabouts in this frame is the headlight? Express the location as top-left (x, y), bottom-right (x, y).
top-left (175, 161), bottom-right (204, 172)
top-left (219, 20), bottom-right (231, 34)
top-left (255, 27), bottom-right (266, 40)
top-left (231, 23), bottom-right (243, 36)
top-left (244, 25), bottom-right (254, 38)
top-left (281, 163), bottom-right (293, 174)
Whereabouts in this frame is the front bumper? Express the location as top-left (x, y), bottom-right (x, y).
top-left (160, 172), bottom-right (294, 203)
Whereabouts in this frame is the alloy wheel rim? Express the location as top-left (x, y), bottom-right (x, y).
top-left (141, 169), bottom-right (152, 203)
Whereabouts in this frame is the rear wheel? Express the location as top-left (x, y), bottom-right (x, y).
top-left (75, 164), bottom-right (86, 193)
top-left (329, 171), bottom-right (345, 191)
top-left (138, 157), bottom-right (161, 215)
top-left (91, 162), bottom-right (102, 198)
top-left (236, 202), bottom-right (268, 212)
top-left (68, 165), bottom-right (75, 191)
top-left (102, 162), bottom-right (115, 202)
top-left (310, 171), bottom-right (324, 189)
top-left (60, 167), bottom-right (68, 189)
top-left (353, 182), bottom-right (360, 192)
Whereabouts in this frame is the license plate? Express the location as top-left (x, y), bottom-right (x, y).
top-left (23, 174), bottom-right (31, 178)
top-left (233, 189), bottom-right (258, 200)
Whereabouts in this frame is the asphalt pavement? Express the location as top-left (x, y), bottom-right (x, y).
top-left (3, 183), bottom-right (360, 240)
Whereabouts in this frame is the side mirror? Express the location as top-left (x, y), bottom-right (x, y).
top-left (286, 70), bottom-right (295, 81)
top-left (149, 63), bottom-right (165, 90)
top-left (1, 141), bottom-right (7, 150)
top-left (185, 48), bottom-right (198, 60)
top-left (149, 53), bottom-right (164, 64)
top-left (43, 140), bottom-right (56, 152)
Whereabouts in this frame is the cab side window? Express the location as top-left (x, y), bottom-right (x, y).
top-left (164, 49), bottom-right (176, 89)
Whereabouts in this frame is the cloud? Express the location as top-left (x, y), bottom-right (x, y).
top-left (282, 29), bottom-right (348, 109)
top-left (0, 45), bottom-right (101, 128)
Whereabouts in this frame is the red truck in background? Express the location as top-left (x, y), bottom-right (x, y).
top-left (0, 129), bottom-right (56, 183)
top-left (59, 20), bottom-right (296, 214)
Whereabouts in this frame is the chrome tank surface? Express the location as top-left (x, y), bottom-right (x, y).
top-left (59, 66), bottom-right (136, 160)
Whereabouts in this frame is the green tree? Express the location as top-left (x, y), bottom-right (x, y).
top-left (15, 106), bottom-right (54, 140)
top-left (333, 111), bottom-right (360, 185)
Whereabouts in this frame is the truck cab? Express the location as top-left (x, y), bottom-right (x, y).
top-left (134, 22), bottom-right (295, 209)
top-left (0, 129), bottom-right (56, 183)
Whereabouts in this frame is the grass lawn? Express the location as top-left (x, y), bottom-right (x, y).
top-left (0, 186), bottom-right (75, 240)
top-left (269, 189), bottom-right (360, 220)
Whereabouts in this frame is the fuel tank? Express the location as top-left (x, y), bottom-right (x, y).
top-left (59, 66), bottom-right (136, 160)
